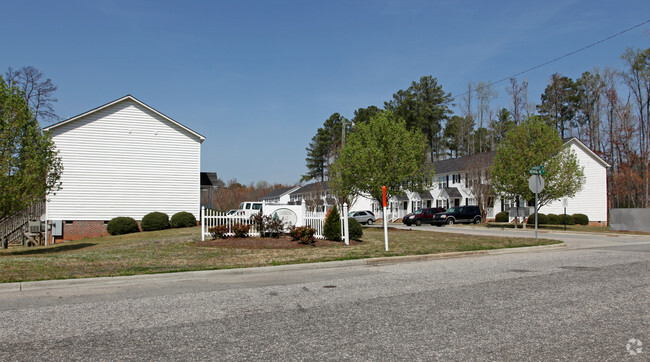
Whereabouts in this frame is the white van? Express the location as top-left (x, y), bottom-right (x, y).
top-left (237, 201), bottom-right (263, 217)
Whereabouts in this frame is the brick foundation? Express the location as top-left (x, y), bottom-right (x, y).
top-left (56, 220), bottom-right (111, 242)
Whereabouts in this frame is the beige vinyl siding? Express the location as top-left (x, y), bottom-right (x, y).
top-left (539, 142), bottom-right (608, 222)
top-left (47, 99), bottom-right (201, 221)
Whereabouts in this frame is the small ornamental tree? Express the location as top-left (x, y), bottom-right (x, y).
top-left (323, 205), bottom-right (341, 241)
top-left (491, 117), bottom-right (585, 211)
top-left (330, 110), bottom-right (434, 211)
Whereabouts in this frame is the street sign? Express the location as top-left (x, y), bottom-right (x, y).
top-left (529, 165), bottom-right (546, 175)
top-left (528, 175), bottom-right (545, 193)
top-left (562, 197), bottom-right (569, 208)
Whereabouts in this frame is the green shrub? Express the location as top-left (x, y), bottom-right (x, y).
top-left (347, 218), bottom-right (363, 240)
top-left (563, 214), bottom-right (575, 225)
top-left (107, 217), bottom-right (139, 236)
top-left (526, 213), bottom-right (548, 225)
top-left (572, 213), bottom-right (589, 225)
top-left (323, 205), bottom-right (341, 241)
top-left (209, 225), bottom-right (229, 239)
top-left (170, 211), bottom-right (197, 228)
top-left (547, 214), bottom-right (561, 225)
top-left (140, 212), bottom-right (170, 231)
top-left (495, 211), bottom-right (509, 222)
top-left (289, 226), bottom-right (316, 244)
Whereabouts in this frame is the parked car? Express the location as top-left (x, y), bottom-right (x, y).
top-left (348, 210), bottom-right (375, 225)
top-left (402, 207), bottom-right (446, 226)
top-left (431, 206), bottom-right (482, 226)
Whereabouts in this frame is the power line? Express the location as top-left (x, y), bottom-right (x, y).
top-left (452, 19), bottom-right (650, 99)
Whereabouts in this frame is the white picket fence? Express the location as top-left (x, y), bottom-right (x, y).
top-left (200, 203), bottom-right (350, 243)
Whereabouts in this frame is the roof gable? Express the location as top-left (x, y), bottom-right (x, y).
top-left (563, 137), bottom-right (610, 168)
top-left (44, 95), bottom-right (205, 142)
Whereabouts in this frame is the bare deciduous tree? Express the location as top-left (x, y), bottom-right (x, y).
top-left (5, 66), bottom-right (59, 123)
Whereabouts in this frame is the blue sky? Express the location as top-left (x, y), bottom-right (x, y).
top-left (2, 0), bottom-right (648, 185)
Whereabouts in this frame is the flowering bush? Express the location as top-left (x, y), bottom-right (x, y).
top-left (233, 223), bottom-right (249, 238)
top-left (208, 225), bottom-right (230, 239)
top-left (250, 214), bottom-right (285, 238)
top-left (289, 226), bottom-right (316, 244)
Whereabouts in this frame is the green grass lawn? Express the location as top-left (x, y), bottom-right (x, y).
top-left (483, 222), bottom-right (650, 234)
top-left (0, 226), bottom-right (560, 283)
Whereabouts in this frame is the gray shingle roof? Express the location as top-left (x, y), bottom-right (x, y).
top-left (260, 186), bottom-right (297, 199)
top-left (290, 181), bottom-right (330, 195)
top-left (433, 152), bottom-right (495, 174)
top-left (443, 187), bottom-right (462, 198)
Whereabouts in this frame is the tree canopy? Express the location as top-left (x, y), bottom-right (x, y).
top-left (0, 76), bottom-right (62, 219)
top-left (5, 66), bottom-right (59, 123)
top-left (330, 110), bottom-right (433, 207)
top-left (491, 117), bottom-right (584, 209)
top-left (385, 75), bottom-right (454, 161)
top-left (302, 113), bottom-right (348, 182)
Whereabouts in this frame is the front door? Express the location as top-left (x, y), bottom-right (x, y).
top-left (454, 198), bottom-right (460, 207)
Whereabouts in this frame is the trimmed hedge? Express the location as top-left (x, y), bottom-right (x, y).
top-left (323, 205), bottom-right (341, 241)
top-left (347, 218), bottom-right (363, 240)
top-left (107, 217), bottom-right (139, 236)
top-left (170, 211), bottom-right (197, 228)
top-left (526, 213), bottom-right (548, 225)
top-left (573, 213), bottom-right (589, 225)
top-left (564, 214), bottom-right (575, 225)
top-left (547, 213), bottom-right (575, 225)
top-left (495, 211), bottom-right (509, 223)
top-left (141, 212), bottom-right (170, 231)
top-left (546, 213), bottom-right (560, 225)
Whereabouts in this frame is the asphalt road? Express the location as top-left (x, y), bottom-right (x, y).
top-left (1, 228), bottom-right (649, 361)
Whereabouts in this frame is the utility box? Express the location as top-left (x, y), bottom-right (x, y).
top-left (51, 220), bottom-right (63, 237)
top-left (28, 220), bottom-right (42, 234)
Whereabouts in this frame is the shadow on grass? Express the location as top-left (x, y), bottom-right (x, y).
top-left (3, 243), bottom-right (97, 256)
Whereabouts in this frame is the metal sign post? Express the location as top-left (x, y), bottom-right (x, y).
top-left (528, 174), bottom-right (545, 240)
top-left (562, 197), bottom-right (568, 231)
top-left (382, 186), bottom-right (389, 251)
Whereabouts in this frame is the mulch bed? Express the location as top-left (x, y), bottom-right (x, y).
top-left (197, 235), bottom-right (363, 249)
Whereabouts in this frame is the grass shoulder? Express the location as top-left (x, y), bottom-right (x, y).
top-left (0, 226), bottom-right (560, 283)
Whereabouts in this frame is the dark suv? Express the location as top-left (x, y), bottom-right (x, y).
top-left (402, 207), bottom-right (446, 226)
top-left (432, 206), bottom-right (482, 226)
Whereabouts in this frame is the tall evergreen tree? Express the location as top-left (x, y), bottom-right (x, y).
top-left (537, 73), bottom-right (581, 139)
top-left (302, 113), bottom-right (348, 182)
top-left (385, 76), bottom-right (454, 161)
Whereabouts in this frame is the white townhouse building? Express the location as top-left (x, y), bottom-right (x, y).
top-left (44, 95), bottom-right (205, 242)
top-left (370, 138), bottom-right (609, 224)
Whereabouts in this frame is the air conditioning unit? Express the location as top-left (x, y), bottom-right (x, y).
top-left (28, 220), bottom-right (42, 234)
